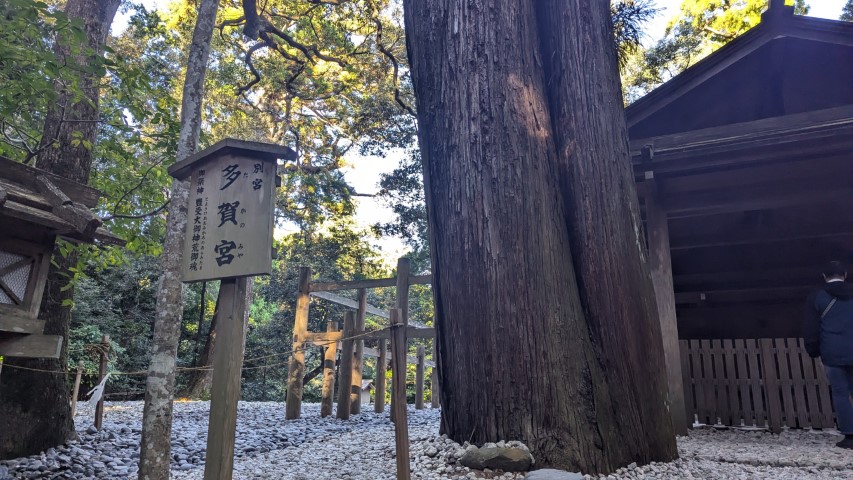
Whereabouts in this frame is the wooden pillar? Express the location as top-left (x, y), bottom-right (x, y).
top-left (430, 341), bottom-right (439, 408)
top-left (203, 277), bottom-right (249, 480)
top-left (391, 257), bottom-right (410, 421)
top-left (389, 308), bottom-right (411, 480)
top-left (644, 161), bottom-right (688, 435)
top-left (374, 338), bottom-right (387, 413)
top-left (94, 335), bottom-right (110, 431)
top-left (351, 288), bottom-right (367, 414)
top-left (337, 312), bottom-right (355, 420)
top-left (285, 267), bottom-right (311, 420)
top-left (70, 360), bottom-right (83, 416)
top-left (320, 320), bottom-right (339, 418)
top-left (415, 346), bottom-right (425, 410)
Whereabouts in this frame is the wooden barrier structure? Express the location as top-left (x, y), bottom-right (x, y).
top-left (389, 309), bottom-right (411, 480)
top-left (320, 320), bottom-right (338, 418)
top-left (94, 335), bottom-right (110, 431)
top-left (70, 360), bottom-right (84, 416)
top-left (285, 257), bottom-right (439, 419)
top-left (680, 338), bottom-right (836, 433)
top-left (336, 312), bottom-right (355, 420)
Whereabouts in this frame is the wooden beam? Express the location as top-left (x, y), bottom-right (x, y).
top-left (662, 184), bottom-right (851, 219)
top-left (0, 334), bottom-right (62, 358)
top-left (408, 274), bottom-right (432, 286)
top-left (285, 267), bottom-right (311, 420)
top-left (374, 339), bottom-right (387, 413)
top-left (309, 291), bottom-right (389, 318)
top-left (310, 277), bottom-right (397, 292)
top-left (0, 155), bottom-right (101, 207)
top-left (351, 288), bottom-right (367, 414)
top-left (320, 320), bottom-right (338, 418)
top-left (336, 311), bottom-right (355, 420)
top-left (645, 172), bottom-right (688, 435)
top-left (203, 277), bottom-right (249, 480)
top-left (306, 327), bottom-right (435, 345)
top-left (630, 105), bottom-right (853, 157)
top-left (670, 225), bottom-right (853, 251)
top-left (674, 286), bottom-right (812, 305)
top-left (673, 267), bottom-right (816, 290)
top-left (415, 346), bottom-right (425, 410)
top-left (308, 274), bottom-right (433, 292)
top-left (363, 346), bottom-right (435, 368)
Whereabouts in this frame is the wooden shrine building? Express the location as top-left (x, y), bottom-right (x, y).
top-left (629, 1), bottom-right (853, 433)
top-left (0, 156), bottom-right (123, 359)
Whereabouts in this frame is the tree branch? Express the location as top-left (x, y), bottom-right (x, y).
top-left (102, 200), bottom-right (170, 222)
top-left (373, 17), bottom-right (415, 117)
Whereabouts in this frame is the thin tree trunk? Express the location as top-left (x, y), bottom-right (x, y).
top-left (402, 0), bottom-right (676, 473)
top-left (183, 294), bottom-right (220, 399)
top-left (138, 0), bottom-right (219, 476)
top-left (536, 0), bottom-right (677, 468)
top-left (0, 0), bottom-right (119, 460)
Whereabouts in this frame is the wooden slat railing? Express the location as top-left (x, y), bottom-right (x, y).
top-left (680, 338), bottom-right (836, 432)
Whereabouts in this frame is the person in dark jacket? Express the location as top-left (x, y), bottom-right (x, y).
top-left (803, 261), bottom-right (853, 449)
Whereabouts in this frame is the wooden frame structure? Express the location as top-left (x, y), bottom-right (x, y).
top-left (0, 155), bottom-right (123, 359)
top-left (285, 257), bottom-right (438, 419)
top-left (628, 2), bottom-right (853, 432)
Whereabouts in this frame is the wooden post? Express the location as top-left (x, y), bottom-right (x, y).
top-left (203, 277), bottom-right (250, 480)
top-left (415, 346), bottom-right (425, 410)
top-left (337, 312), bottom-right (355, 420)
top-left (389, 308), bottom-right (411, 480)
top-left (70, 360), bottom-right (84, 416)
top-left (94, 334), bottom-right (109, 431)
top-left (431, 341), bottom-right (440, 408)
top-left (391, 257), bottom-right (410, 421)
top-left (351, 288), bottom-right (367, 414)
top-left (644, 164), bottom-right (688, 435)
top-left (759, 338), bottom-right (784, 433)
top-left (285, 267), bottom-right (311, 420)
top-left (320, 320), bottom-right (339, 417)
top-left (375, 338), bottom-right (387, 413)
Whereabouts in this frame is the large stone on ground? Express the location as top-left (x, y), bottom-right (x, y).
top-left (459, 447), bottom-right (532, 472)
top-left (523, 469), bottom-right (584, 480)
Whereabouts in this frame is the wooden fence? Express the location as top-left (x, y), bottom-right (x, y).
top-left (680, 338), bottom-right (837, 432)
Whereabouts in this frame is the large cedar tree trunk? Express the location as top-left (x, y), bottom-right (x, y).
top-left (536, 0), bottom-right (677, 467)
top-left (137, 0), bottom-right (219, 476)
top-left (402, 0), bottom-right (676, 473)
top-left (0, 0), bottom-right (119, 459)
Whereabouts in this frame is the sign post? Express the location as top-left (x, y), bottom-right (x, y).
top-left (168, 139), bottom-right (295, 480)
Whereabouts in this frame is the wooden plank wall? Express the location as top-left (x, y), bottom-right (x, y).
top-left (680, 338), bottom-right (836, 431)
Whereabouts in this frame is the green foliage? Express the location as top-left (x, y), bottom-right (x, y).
top-left (0, 0), bottom-right (91, 161)
top-left (842, 0), bottom-right (853, 21)
top-left (621, 0), bottom-right (809, 103)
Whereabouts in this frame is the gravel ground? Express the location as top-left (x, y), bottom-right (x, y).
top-left (0, 401), bottom-right (850, 479)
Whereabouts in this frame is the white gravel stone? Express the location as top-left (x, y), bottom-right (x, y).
top-left (0, 402), bottom-right (850, 479)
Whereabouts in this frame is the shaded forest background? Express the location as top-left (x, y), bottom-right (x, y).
top-left (0, 0), bottom-right (845, 402)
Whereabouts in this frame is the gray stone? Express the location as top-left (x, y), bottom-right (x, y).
top-left (86, 425), bottom-right (98, 435)
top-left (523, 469), bottom-right (584, 480)
top-left (459, 447), bottom-right (532, 472)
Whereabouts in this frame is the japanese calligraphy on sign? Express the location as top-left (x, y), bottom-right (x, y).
top-left (176, 152), bottom-right (278, 282)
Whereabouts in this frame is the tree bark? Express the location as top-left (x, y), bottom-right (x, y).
top-left (402, 0), bottom-right (676, 473)
top-left (0, 0), bottom-right (119, 460)
top-left (138, 0), bottom-right (219, 476)
top-left (535, 0), bottom-right (677, 467)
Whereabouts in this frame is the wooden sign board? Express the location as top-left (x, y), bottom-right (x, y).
top-left (169, 139), bottom-right (295, 283)
top-left (180, 154), bottom-right (276, 282)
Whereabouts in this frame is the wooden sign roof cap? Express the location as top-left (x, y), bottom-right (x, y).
top-left (168, 138), bottom-right (297, 180)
